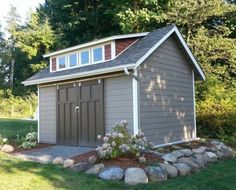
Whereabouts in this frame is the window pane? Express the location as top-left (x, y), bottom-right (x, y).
top-left (93, 47), bottom-right (103, 62)
top-left (58, 56), bottom-right (66, 69)
top-left (81, 51), bottom-right (89, 65)
top-left (69, 53), bottom-right (77, 67)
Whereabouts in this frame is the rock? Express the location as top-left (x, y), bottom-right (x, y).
top-left (99, 167), bottom-right (124, 181)
top-left (1, 144), bottom-right (14, 153)
top-left (88, 155), bottom-right (97, 164)
top-left (191, 157), bottom-right (205, 168)
top-left (124, 168), bottom-right (148, 185)
top-left (179, 149), bottom-right (193, 157)
top-left (202, 153), bottom-right (211, 163)
top-left (145, 166), bottom-right (167, 182)
top-left (173, 163), bottom-right (192, 176)
top-left (178, 157), bottom-right (199, 172)
top-left (162, 153), bottom-right (177, 163)
top-left (159, 163), bottom-right (178, 178)
top-left (71, 162), bottom-right (92, 172)
top-left (221, 146), bottom-right (235, 158)
top-left (192, 146), bottom-right (206, 154)
top-left (216, 151), bottom-right (224, 159)
top-left (210, 140), bottom-right (221, 146)
top-left (205, 152), bottom-right (217, 162)
top-left (215, 144), bottom-right (222, 151)
top-left (172, 145), bottom-right (182, 150)
top-left (63, 159), bottom-right (74, 168)
top-left (85, 163), bottom-right (105, 175)
top-left (171, 150), bottom-right (184, 159)
top-left (208, 147), bottom-right (218, 152)
top-left (52, 157), bottom-right (64, 165)
top-left (138, 156), bottom-right (146, 163)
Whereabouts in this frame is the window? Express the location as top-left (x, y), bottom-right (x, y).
top-left (58, 56), bottom-right (66, 69)
top-left (69, 53), bottom-right (77, 67)
top-left (93, 47), bottom-right (103, 63)
top-left (81, 50), bottom-right (89, 65)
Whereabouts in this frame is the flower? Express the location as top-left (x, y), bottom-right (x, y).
top-left (97, 135), bottom-right (102, 140)
top-left (103, 136), bottom-right (109, 143)
top-left (2, 138), bottom-right (8, 143)
top-left (118, 133), bottom-right (124, 138)
top-left (111, 141), bottom-right (116, 147)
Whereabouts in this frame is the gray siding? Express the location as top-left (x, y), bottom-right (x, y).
top-left (39, 86), bottom-right (56, 144)
top-left (138, 35), bottom-right (195, 145)
top-left (104, 76), bottom-right (133, 133)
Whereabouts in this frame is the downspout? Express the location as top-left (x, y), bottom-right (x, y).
top-left (124, 67), bottom-right (139, 135)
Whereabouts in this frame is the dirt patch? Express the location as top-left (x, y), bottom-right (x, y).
top-left (11, 143), bottom-right (54, 153)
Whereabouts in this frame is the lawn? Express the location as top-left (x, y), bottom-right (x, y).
top-left (0, 118), bottom-right (37, 139)
top-left (0, 118), bottom-right (236, 190)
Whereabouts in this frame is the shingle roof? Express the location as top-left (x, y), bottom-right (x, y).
top-left (24, 25), bottom-right (176, 83)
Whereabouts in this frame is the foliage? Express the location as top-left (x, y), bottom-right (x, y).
top-left (0, 90), bottom-right (37, 119)
top-left (196, 77), bottom-right (236, 139)
top-left (19, 132), bottom-right (38, 149)
top-left (0, 134), bottom-right (8, 146)
top-left (96, 120), bottom-right (152, 159)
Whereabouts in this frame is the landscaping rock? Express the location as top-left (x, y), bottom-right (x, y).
top-left (99, 167), bottom-right (124, 181)
top-left (177, 157), bottom-right (199, 172)
top-left (191, 157), bottom-right (205, 168)
top-left (208, 147), bottom-right (218, 152)
top-left (145, 166), bottom-right (167, 182)
top-left (174, 163), bottom-right (192, 176)
top-left (124, 168), bottom-right (148, 185)
top-left (162, 153), bottom-right (177, 163)
top-left (179, 149), bottom-right (193, 157)
top-left (1, 144), bottom-right (14, 153)
top-left (215, 144), bottom-right (222, 151)
top-left (210, 140), bottom-right (221, 146)
top-left (216, 151), bottom-right (224, 159)
top-left (88, 155), bottom-right (97, 164)
top-left (85, 163), bottom-right (105, 175)
top-left (52, 157), bottom-right (64, 165)
top-left (171, 150), bottom-right (184, 159)
top-left (221, 146), bottom-right (235, 158)
top-left (192, 146), bottom-right (206, 154)
top-left (71, 162), bottom-right (92, 172)
top-left (63, 159), bottom-right (74, 168)
top-left (138, 156), bottom-right (146, 163)
top-left (159, 163), bottom-right (178, 178)
top-left (205, 152), bottom-right (217, 162)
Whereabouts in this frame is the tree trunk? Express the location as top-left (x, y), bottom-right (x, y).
top-left (10, 58), bottom-right (14, 87)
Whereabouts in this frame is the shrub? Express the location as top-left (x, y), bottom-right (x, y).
top-left (19, 132), bottom-right (38, 149)
top-left (96, 120), bottom-right (152, 159)
top-left (0, 134), bottom-right (8, 145)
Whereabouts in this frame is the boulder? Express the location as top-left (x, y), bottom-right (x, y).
top-left (216, 151), bottom-right (224, 159)
top-left (1, 144), bottom-right (14, 153)
top-left (205, 152), bottom-right (217, 162)
top-left (174, 163), bottom-right (192, 176)
top-left (88, 155), bottom-right (97, 164)
top-left (124, 168), bottom-right (148, 185)
top-left (208, 147), bottom-right (218, 153)
top-left (210, 140), bottom-right (221, 146)
top-left (71, 162), bottom-right (92, 172)
top-left (159, 163), bottom-right (178, 178)
top-left (191, 157), bottom-right (205, 168)
top-left (85, 163), bottom-right (105, 175)
top-left (179, 149), bottom-right (193, 157)
top-left (162, 153), bottom-right (177, 163)
top-left (52, 157), bottom-right (64, 165)
top-left (63, 159), bottom-right (74, 168)
top-left (192, 146), bottom-right (206, 154)
top-left (171, 150), bottom-right (184, 159)
top-left (145, 166), bottom-right (167, 182)
top-left (99, 167), bottom-right (124, 181)
top-left (177, 157), bottom-right (199, 172)
top-left (221, 146), bottom-right (235, 158)
top-left (215, 144), bottom-right (222, 151)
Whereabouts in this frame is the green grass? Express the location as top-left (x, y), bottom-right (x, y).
top-left (0, 152), bottom-right (235, 190)
top-left (0, 118), bottom-right (37, 139)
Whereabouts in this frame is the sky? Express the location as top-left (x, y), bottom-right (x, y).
top-left (0, 0), bottom-right (45, 30)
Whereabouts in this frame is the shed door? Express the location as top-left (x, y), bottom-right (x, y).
top-left (57, 79), bottom-right (104, 147)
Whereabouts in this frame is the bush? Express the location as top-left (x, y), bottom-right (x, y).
top-left (196, 77), bottom-right (236, 139)
top-left (96, 120), bottom-right (152, 159)
top-left (0, 134), bottom-right (8, 145)
top-left (19, 132), bottom-right (38, 149)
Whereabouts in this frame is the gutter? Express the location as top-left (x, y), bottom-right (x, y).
top-left (124, 67), bottom-right (139, 81)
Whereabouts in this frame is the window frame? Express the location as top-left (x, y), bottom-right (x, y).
top-left (92, 46), bottom-right (104, 64)
top-left (79, 49), bottom-right (90, 66)
top-left (68, 52), bottom-right (78, 68)
top-left (57, 55), bottom-right (67, 71)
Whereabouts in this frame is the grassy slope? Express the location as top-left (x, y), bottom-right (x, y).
top-left (0, 118), bottom-right (37, 139)
top-left (0, 152), bottom-right (235, 190)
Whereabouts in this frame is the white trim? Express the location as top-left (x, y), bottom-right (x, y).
top-left (192, 70), bottom-right (197, 138)
top-left (154, 138), bottom-right (200, 148)
top-left (111, 41), bottom-right (116, 59)
top-left (57, 55), bottom-right (67, 71)
top-left (135, 26), bottom-right (205, 80)
top-left (91, 46), bottom-right (104, 64)
top-left (37, 86), bottom-right (40, 143)
top-left (68, 52), bottom-right (78, 68)
top-left (43, 32), bottom-right (149, 58)
top-left (115, 38), bottom-right (140, 58)
top-left (80, 49), bottom-right (90, 65)
top-left (132, 69), bottom-right (139, 135)
top-left (23, 64), bottom-right (136, 86)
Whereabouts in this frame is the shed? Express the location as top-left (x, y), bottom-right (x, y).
top-left (23, 25), bottom-right (205, 147)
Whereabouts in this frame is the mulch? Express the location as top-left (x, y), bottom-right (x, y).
top-left (10, 142), bottom-right (54, 153)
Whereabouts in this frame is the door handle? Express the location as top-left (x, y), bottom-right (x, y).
top-left (74, 106), bottom-right (80, 115)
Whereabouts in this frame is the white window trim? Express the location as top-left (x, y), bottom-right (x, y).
top-left (57, 55), bottom-right (67, 71)
top-left (68, 52), bottom-right (78, 68)
top-left (80, 49), bottom-right (91, 66)
top-left (92, 46), bottom-right (104, 64)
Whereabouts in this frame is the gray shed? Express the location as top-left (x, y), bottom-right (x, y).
top-left (23, 25), bottom-right (205, 147)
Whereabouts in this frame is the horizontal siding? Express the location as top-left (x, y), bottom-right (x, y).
top-left (39, 86), bottom-right (56, 144)
top-left (138, 35), bottom-right (195, 145)
top-left (104, 76), bottom-right (133, 133)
